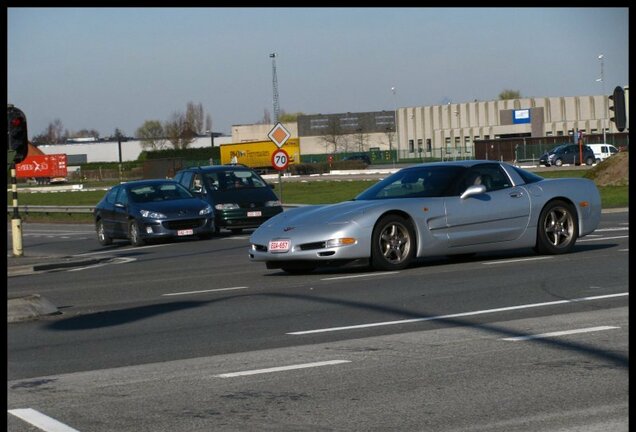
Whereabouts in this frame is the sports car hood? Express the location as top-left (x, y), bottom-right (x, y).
top-left (260, 200), bottom-right (380, 228)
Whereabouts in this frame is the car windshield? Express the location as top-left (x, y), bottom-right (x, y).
top-left (129, 183), bottom-right (193, 203)
top-left (206, 170), bottom-right (268, 191)
top-left (355, 165), bottom-right (467, 200)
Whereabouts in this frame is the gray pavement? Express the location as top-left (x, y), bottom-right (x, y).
top-left (6, 207), bottom-right (629, 323)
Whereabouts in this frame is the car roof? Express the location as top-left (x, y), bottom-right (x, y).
top-left (121, 179), bottom-right (180, 186)
top-left (403, 160), bottom-right (506, 169)
top-left (180, 164), bottom-right (255, 173)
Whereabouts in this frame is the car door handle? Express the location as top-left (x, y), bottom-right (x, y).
top-left (509, 191), bottom-right (524, 198)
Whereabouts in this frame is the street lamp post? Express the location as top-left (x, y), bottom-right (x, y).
top-left (206, 129), bottom-right (215, 164)
top-left (597, 54), bottom-right (606, 143)
top-left (391, 86), bottom-right (399, 163)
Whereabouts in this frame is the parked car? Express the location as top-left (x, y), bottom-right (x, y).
top-left (343, 153), bottom-right (372, 165)
top-left (539, 144), bottom-right (595, 167)
top-left (586, 143), bottom-right (619, 163)
top-left (94, 179), bottom-right (215, 247)
top-left (174, 165), bottom-right (283, 234)
top-left (249, 160), bottom-right (601, 274)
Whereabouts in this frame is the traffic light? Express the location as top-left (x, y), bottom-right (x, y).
top-left (7, 105), bottom-right (29, 164)
top-left (608, 86), bottom-right (626, 132)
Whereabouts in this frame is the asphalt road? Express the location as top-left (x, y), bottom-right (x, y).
top-left (6, 210), bottom-right (629, 431)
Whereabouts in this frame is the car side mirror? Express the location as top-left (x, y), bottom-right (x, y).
top-left (460, 184), bottom-right (486, 200)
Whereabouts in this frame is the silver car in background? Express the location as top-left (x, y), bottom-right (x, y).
top-left (249, 160), bottom-right (601, 274)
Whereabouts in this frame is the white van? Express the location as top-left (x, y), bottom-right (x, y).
top-left (587, 143), bottom-right (619, 163)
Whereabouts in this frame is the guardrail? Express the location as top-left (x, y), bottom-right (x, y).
top-left (7, 205), bottom-right (95, 214)
top-left (7, 204), bottom-right (305, 215)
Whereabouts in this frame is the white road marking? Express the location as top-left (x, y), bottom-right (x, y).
top-left (162, 286), bottom-right (249, 296)
top-left (483, 256), bottom-right (552, 265)
top-left (321, 271), bottom-right (400, 281)
top-left (8, 408), bottom-right (80, 432)
top-left (579, 235), bottom-right (629, 242)
top-left (501, 326), bottom-right (620, 341)
top-left (594, 227), bottom-right (628, 232)
top-left (215, 360), bottom-right (351, 378)
top-left (67, 257), bottom-right (137, 272)
top-left (75, 243), bottom-right (170, 257)
top-left (287, 293), bottom-right (629, 335)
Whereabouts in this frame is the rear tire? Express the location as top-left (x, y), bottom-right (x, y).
top-left (129, 220), bottom-right (146, 247)
top-left (96, 220), bottom-right (112, 246)
top-left (535, 200), bottom-right (578, 254)
top-left (585, 157), bottom-right (594, 166)
top-left (371, 214), bottom-right (416, 271)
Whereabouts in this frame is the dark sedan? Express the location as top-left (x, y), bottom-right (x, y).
top-left (94, 179), bottom-right (215, 246)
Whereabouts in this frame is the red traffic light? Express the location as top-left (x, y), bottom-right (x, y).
top-left (10, 117), bottom-right (23, 127)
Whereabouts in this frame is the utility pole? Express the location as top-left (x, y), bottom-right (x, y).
top-left (597, 54), bottom-right (606, 143)
top-left (270, 53), bottom-right (280, 123)
top-left (270, 52), bottom-right (283, 201)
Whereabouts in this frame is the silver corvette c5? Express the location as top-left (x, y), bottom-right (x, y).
top-left (249, 160), bottom-right (601, 274)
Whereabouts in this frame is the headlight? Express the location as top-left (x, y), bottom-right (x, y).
top-left (140, 209), bottom-right (167, 219)
top-left (265, 200), bottom-right (281, 207)
top-left (215, 203), bottom-right (240, 210)
top-left (325, 238), bottom-right (357, 248)
top-left (199, 205), bottom-right (213, 215)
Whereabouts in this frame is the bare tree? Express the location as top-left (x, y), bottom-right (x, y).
top-left (354, 129), bottom-right (371, 153)
top-left (319, 118), bottom-right (346, 154)
top-left (205, 114), bottom-right (212, 132)
top-left (259, 109), bottom-right (272, 125)
top-left (44, 119), bottom-right (66, 144)
top-left (384, 127), bottom-right (396, 153)
top-left (136, 120), bottom-right (167, 150)
top-left (165, 112), bottom-right (195, 149)
top-left (186, 102), bottom-right (204, 135)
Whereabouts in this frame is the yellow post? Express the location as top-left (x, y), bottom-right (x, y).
top-left (10, 165), bottom-right (24, 257)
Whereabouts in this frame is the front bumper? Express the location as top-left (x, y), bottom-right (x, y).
top-left (138, 216), bottom-right (216, 239)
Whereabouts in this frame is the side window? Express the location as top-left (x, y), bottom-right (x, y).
top-left (204, 172), bottom-right (220, 190)
top-left (460, 164), bottom-right (511, 193)
top-left (178, 171), bottom-right (194, 190)
top-left (115, 187), bottom-right (128, 205)
top-left (105, 187), bottom-right (119, 205)
top-left (192, 174), bottom-right (205, 193)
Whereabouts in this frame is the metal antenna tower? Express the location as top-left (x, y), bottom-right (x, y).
top-left (269, 53), bottom-right (280, 123)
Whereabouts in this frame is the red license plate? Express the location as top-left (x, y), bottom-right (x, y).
top-left (269, 239), bottom-right (290, 253)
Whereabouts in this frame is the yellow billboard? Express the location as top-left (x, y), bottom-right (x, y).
top-left (220, 139), bottom-right (300, 169)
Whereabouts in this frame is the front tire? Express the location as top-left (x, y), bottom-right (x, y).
top-left (554, 158), bottom-right (563, 167)
top-left (535, 200), bottom-right (578, 254)
top-left (371, 214), bottom-right (416, 271)
top-left (96, 220), bottom-right (112, 246)
top-left (129, 220), bottom-right (146, 247)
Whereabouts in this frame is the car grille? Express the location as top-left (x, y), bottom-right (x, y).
top-left (297, 241), bottom-right (326, 251)
top-left (239, 202), bottom-right (266, 209)
top-left (253, 244), bottom-right (267, 252)
top-left (163, 219), bottom-right (206, 230)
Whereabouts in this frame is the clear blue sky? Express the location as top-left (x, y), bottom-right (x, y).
top-left (8, 7), bottom-right (629, 138)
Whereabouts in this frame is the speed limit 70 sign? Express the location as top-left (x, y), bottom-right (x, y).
top-left (271, 148), bottom-right (290, 171)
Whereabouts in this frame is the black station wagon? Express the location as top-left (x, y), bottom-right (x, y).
top-left (174, 165), bottom-right (283, 234)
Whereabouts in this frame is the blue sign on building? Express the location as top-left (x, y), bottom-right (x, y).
top-left (513, 109), bottom-right (531, 124)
